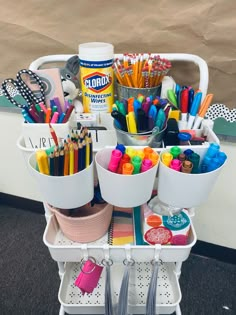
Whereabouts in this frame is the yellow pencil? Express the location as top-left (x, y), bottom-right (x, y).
top-left (69, 143), bottom-right (74, 175)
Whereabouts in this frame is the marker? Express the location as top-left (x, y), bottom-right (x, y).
top-left (108, 149), bottom-right (122, 173)
top-left (148, 151), bottom-right (159, 166)
top-left (135, 150), bottom-right (145, 160)
top-left (141, 159), bottom-right (153, 172)
top-left (170, 159), bottom-right (181, 171)
top-left (117, 154), bottom-right (130, 174)
top-left (122, 163), bottom-right (134, 175)
top-left (187, 92), bottom-right (202, 129)
top-left (126, 147), bottom-right (136, 159)
top-left (131, 156), bottom-right (142, 174)
top-left (170, 146), bottom-right (181, 159)
top-left (178, 153), bottom-right (186, 162)
top-left (181, 160), bottom-right (193, 173)
top-left (188, 153), bottom-right (200, 174)
top-left (143, 146), bottom-right (154, 159)
top-left (192, 94), bottom-right (214, 129)
top-left (162, 152), bottom-right (173, 167)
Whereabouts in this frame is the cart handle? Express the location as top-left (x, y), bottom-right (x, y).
top-left (29, 53), bottom-right (208, 100)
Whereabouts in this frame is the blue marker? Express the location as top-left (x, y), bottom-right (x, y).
top-left (116, 144), bottom-right (126, 155)
top-left (186, 92), bottom-right (202, 129)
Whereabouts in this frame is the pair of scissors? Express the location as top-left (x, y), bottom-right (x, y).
top-left (1, 69), bottom-right (45, 109)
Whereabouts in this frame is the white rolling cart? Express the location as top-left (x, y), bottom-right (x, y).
top-left (29, 53), bottom-right (210, 315)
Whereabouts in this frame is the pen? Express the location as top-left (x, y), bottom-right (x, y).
top-left (180, 88), bottom-right (189, 121)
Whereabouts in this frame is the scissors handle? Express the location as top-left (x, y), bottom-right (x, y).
top-left (17, 69), bottom-right (45, 105)
top-left (1, 69), bottom-right (45, 108)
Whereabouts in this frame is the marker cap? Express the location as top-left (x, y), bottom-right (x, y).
top-left (122, 162), bottom-right (134, 175)
top-left (170, 146), bottom-right (181, 159)
top-left (181, 160), bottom-right (193, 173)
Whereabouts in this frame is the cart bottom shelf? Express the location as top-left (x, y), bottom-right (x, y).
top-left (59, 261), bottom-right (181, 314)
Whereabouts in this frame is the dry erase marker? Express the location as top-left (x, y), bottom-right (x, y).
top-left (181, 160), bottom-right (193, 173)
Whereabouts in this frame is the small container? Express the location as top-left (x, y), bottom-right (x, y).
top-left (117, 84), bottom-right (161, 101)
top-left (79, 42), bottom-right (114, 113)
top-left (28, 152), bottom-right (94, 209)
top-left (95, 147), bottom-right (159, 207)
top-left (21, 120), bottom-right (70, 149)
top-left (114, 123), bottom-right (166, 147)
top-left (48, 203), bottom-right (113, 243)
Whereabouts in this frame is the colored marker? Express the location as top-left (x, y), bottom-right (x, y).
top-left (131, 156), bottom-right (142, 174)
top-left (141, 159), bottom-right (153, 172)
top-left (170, 159), bottom-right (182, 171)
top-left (162, 152), bottom-right (173, 167)
top-left (170, 146), bottom-right (181, 159)
top-left (122, 163), bottom-right (134, 175)
top-left (181, 160), bottom-right (193, 173)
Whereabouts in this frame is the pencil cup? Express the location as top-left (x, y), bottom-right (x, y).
top-left (22, 120), bottom-right (70, 149)
top-left (47, 203), bottom-right (113, 243)
top-left (114, 123), bottom-right (166, 147)
top-left (117, 83), bottom-right (161, 101)
top-left (95, 148), bottom-right (159, 207)
top-left (157, 148), bottom-right (227, 208)
top-left (28, 152), bottom-right (94, 209)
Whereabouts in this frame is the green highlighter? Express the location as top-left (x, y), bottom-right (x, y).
top-left (131, 156), bottom-right (142, 174)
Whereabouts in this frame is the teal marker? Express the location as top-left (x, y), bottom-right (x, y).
top-left (188, 153), bottom-right (200, 173)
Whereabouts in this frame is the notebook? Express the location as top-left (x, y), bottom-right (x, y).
top-left (108, 207), bottom-right (134, 245)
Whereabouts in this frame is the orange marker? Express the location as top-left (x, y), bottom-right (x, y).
top-left (45, 108), bottom-right (52, 123)
top-left (143, 146), bottom-right (154, 159)
top-left (122, 163), bottom-right (134, 175)
top-left (149, 151), bottom-right (159, 166)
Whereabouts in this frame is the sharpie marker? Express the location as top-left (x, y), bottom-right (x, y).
top-left (187, 92), bottom-right (202, 129)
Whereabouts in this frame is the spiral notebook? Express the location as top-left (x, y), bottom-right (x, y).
top-left (108, 207), bottom-right (134, 245)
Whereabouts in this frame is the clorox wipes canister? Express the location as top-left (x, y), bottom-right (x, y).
top-left (79, 42), bottom-right (114, 113)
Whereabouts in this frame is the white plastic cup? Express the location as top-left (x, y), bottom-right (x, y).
top-left (17, 136), bottom-right (36, 164)
top-left (28, 152), bottom-right (94, 209)
top-left (21, 120), bottom-right (70, 149)
top-left (95, 148), bottom-right (159, 207)
top-left (157, 148), bottom-right (227, 208)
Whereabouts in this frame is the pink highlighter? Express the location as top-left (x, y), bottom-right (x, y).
top-left (170, 159), bottom-right (182, 171)
top-left (141, 159), bottom-right (153, 172)
top-left (108, 149), bottom-right (122, 173)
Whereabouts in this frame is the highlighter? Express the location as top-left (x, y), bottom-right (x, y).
top-left (117, 154), bottom-right (130, 174)
top-left (131, 156), bottom-right (142, 174)
top-left (170, 146), bottom-right (181, 159)
top-left (36, 150), bottom-right (50, 175)
top-left (181, 160), bottom-right (193, 173)
top-left (116, 144), bottom-right (126, 155)
top-left (122, 163), bottom-right (134, 175)
top-left (170, 159), bottom-right (182, 171)
top-left (126, 147), bottom-right (136, 159)
top-left (148, 151), bottom-right (159, 166)
top-left (135, 150), bottom-right (145, 160)
top-left (108, 149), bottom-right (122, 173)
top-left (143, 146), bottom-right (154, 159)
top-left (141, 159), bottom-right (153, 172)
top-left (162, 152), bottom-right (173, 167)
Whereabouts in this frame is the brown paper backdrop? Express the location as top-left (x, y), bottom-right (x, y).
top-left (0, 0), bottom-right (235, 108)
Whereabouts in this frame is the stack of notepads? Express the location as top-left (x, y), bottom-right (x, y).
top-left (108, 207), bottom-right (134, 245)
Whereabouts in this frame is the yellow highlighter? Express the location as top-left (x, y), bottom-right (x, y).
top-left (36, 150), bottom-right (49, 175)
top-left (162, 152), bottom-right (173, 167)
